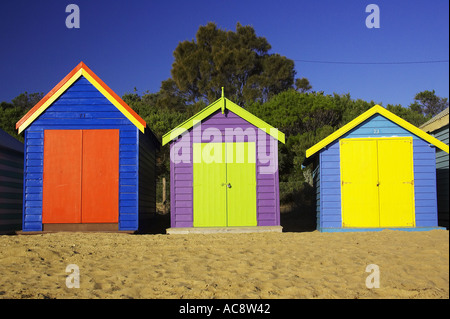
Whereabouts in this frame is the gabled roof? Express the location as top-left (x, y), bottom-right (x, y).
top-left (420, 107), bottom-right (449, 133)
top-left (305, 104), bottom-right (449, 159)
top-left (162, 91), bottom-right (285, 146)
top-left (16, 62), bottom-right (147, 134)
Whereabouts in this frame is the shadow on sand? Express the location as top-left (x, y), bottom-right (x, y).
top-left (140, 206), bottom-right (317, 235)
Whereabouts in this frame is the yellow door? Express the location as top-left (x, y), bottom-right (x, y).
top-left (340, 139), bottom-right (380, 227)
top-left (340, 137), bottom-right (415, 228)
top-left (377, 138), bottom-right (415, 227)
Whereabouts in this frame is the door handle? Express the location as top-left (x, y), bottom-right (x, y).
top-left (227, 183), bottom-right (231, 188)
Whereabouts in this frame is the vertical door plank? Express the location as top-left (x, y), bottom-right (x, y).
top-left (81, 129), bottom-right (119, 223)
top-left (193, 143), bottom-right (227, 227)
top-left (378, 138), bottom-right (415, 227)
top-left (43, 130), bottom-right (82, 223)
top-left (340, 139), bottom-right (380, 227)
top-left (226, 142), bottom-right (257, 226)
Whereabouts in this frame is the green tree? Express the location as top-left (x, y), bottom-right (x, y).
top-left (410, 90), bottom-right (449, 117)
top-left (295, 77), bottom-right (312, 93)
top-left (386, 104), bottom-right (430, 127)
top-left (170, 22), bottom-right (296, 105)
top-left (11, 92), bottom-right (44, 111)
top-left (122, 88), bottom-right (197, 195)
top-left (0, 92), bottom-right (43, 141)
top-left (0, 104), bottom-right (25, 140)
top-left (247, 89), bottom-right (344, 136)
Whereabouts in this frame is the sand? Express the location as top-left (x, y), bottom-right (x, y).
top-left (0, 229), bottom-right (448, 299)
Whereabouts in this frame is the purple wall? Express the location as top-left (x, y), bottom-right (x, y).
top-left (169, 109), bottom-right (280, 227)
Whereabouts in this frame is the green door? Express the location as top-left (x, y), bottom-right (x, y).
top-left (193, 142), bottom-right (257, 227)
top-left (193, 143), bottom-right (227, 227)
top-left (226, 142), bottom-right (257, 226)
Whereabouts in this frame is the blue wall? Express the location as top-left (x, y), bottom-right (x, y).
top-left (318, 114), bottom-right (438, 231)
top-left (22, 76), bottom-right (141, 231)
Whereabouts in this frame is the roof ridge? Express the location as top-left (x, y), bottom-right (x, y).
top-left (305, 104), bottom-right (449, 159)
top-left (419, 107), bottom-right (449, 129)
top-left (15, 62), bottom-right (147, 133)
top-left (162, 96), bottom-right (285, 146)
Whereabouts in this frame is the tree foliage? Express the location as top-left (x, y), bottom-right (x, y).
top-left (0, 88), bottom-right (438, 208)
top-left (245, 89), bottom-right (433, 203)
top-left (295, 78), bottom-right (312, 93)
top-left (410, 89), bottom-right (448, 117)
top-left (170, 22), bottom-right (296, 105)
top-left (0, 22), bottom-right (444, 212)
top-left (0, 91), bottom-right (44, 141)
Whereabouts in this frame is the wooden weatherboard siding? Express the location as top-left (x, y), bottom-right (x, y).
top-left (317, 113), bottom-right (440, 231)
top-left (22, 76), bottom-right (149, 232)
top-left (138, 127), bottom-right (158, 232)
top-left (419, 108), bottom-right (449, 228)
top-left (432, 125), bottom-right (449, 227)
top-left (170, 109), bottom-right (280, 228)
top-left (0, 129), bottom-right (24, 234)
top-left (312, 158), bottom-right (321, 228)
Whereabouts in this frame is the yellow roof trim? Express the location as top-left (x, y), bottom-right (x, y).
top-left (82, 70), bottom-right (145, 133)
top-left (162, 96), bottom-right (285, 146)
top-left (305, 104), bottom-right (449, 158)
top-left (225, 98), bottom-right (285, 144)
top-left (17, 64), bottom-right (146, 134)
top-left (17, 69), bottom-right (83, 134)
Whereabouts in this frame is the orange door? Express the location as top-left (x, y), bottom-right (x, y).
top-left (81, 130), bottom-right (119, 223)
top-left (42, 129), bottom-right (119, 224)
top-left (43, 130), bottom-right (82, 223)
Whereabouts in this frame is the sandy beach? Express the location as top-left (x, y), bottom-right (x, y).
top-left (0, 226), bottom-right (448, 299)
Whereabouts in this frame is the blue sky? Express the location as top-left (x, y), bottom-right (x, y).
top-left (0, 0), bottom-right (448, 107)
